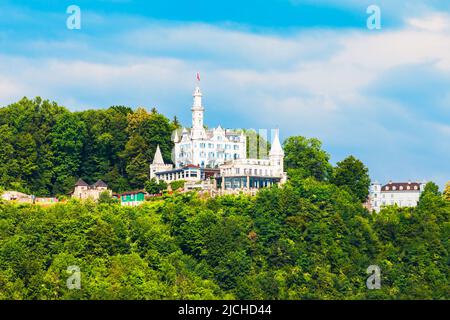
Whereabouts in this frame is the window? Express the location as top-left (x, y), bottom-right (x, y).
top-left (234, 145), bottom-right (239, 150)
top-left (200, 143), bottom-right (206, 148)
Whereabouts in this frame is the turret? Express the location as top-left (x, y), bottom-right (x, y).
top-left (269, 129), bottom-right (284, 173)
top-left (150, 145), bottom-right (173, 179)
top-left (191, 86), bottom-right (206, 139)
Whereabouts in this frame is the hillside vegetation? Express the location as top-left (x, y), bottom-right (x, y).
top-left (0, 178), bottom-right (448, 299)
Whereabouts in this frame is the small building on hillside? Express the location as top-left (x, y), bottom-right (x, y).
top-left (117, 190), bottom-right (148, 206)
top-left (72, 179), bottom-right (112, 201)
top-left (1, 191), bottom-right (32, 203)
top-left (368, 181), bottom-right (426, 212)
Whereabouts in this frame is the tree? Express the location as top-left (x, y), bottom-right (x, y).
top-left (443, 182), bottom-right (450, 201)
top-left (170, 180), bottom-right (185, 191)
top-left (420, 182), bottom-right (440, 199)
top-left (98, 191), bottom-right (119, 204)
top-left (50, 112), bottom-right (85, 195)
top-left (172, 116), bottom-right (181, 129)
top-left (283, 136), bottom-right (333, 181)
top-left (145, 178), bottom-right (167, 195)
top-left (331, 155), bottom-right (371, 202)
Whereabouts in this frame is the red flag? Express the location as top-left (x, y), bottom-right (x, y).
top-left (196, 72), bottom-right (200, 82)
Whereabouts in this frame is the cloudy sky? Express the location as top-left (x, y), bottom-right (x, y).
top-left (0, 0), bottom-right (449, 187)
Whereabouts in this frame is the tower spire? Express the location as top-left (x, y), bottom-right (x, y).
top-left (191, 74), bottom-right (206, 139)
top-left (152, 145), bottom-right (164, 165)
top-left (269, 128), bottom-right (284, 156)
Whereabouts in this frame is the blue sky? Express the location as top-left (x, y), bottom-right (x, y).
top-left (0, 0), bottom-right (449, 187)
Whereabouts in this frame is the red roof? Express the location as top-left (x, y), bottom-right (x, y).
top-left (381, 182), bottom-right (421, 192)
top-left (184, 164), bottom-right (200, 168)
top-left (120, 190), bottom-right (147, 196)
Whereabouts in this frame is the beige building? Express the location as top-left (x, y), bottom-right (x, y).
top-left (72, 179), bottom-right (111, 201)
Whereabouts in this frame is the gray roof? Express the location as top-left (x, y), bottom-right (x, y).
top-left (93, 180), bottom-right (108, 188)
top-left (74, 178), bottom-right (89, 187)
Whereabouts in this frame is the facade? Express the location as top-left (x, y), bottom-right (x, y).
top-left (154, 164), bottom-right (202, 183)
top-left (1, 191), bottom-right (32, 203)
top-left (118, 190), bottom-right (147, 206)
top-left (369, 181), bottom-right (426, 212)
top-left (72, 179), bottom-right (112, 201)
top-left (216, 129), bottom-right (286, 190)
top-left (173, 86), bottom-right (246, 168)
top-left (150, 84), bottom-right (287, 192)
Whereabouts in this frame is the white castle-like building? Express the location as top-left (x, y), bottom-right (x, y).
top-left (150, 84), bottom-right (287, 191)
top-left (368, 181), bottom-right (426, 212)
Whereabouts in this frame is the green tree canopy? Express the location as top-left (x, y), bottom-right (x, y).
top-left (145, 178), bottom-right (167, 195)
top-left (331, 155), bottom-right (371, 202)
top-left (283, 136), bottom-right (333, 182)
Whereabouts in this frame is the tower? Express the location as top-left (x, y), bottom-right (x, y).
top-left (190, 86), bottom-right (206, 140)
top-left (149, 145), bottom-right (173, 179)
top-left (269, 129), bottom-right (284, 174)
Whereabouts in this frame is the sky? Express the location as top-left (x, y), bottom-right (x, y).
top-left (0, 0), bottom-right (449, 187)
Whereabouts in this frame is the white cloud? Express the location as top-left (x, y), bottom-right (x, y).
top-left (407, 13), bottom-right (450, 31)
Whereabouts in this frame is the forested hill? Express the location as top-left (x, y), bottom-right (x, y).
top-left (0, 178), bottom-right (449, 299)
top-left (0, 97), bottom-right (449, 300)
top-left (0, 97), bottom-right (177, 195)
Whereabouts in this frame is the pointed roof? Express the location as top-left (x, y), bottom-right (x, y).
top-left (75, 178), bottom-right (89, 187)
top-left (93, 179), bottom-right (108, 188)
top-left (269, 129), bottom-right (284, 156)
top-left (152, 145), bottom-right (165, 165)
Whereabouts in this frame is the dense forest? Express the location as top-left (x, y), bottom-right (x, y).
top-left (0, 97), bottom-right (449, 299)
top-left (0, 178), bottom-right (449, 299)
top-left (0, 97), bottom-right (176, 195)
